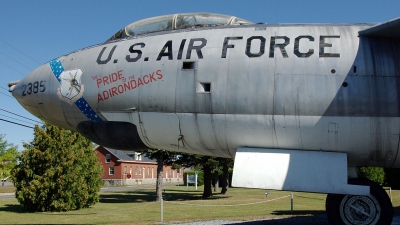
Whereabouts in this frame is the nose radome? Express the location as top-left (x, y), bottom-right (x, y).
top-left (8, 62), bottom-right (68, 126)
top-left (9, 71), bottom-right (44, 119)
top-left (7, 80), bottom-right (20, 102)
top-left (15, 62), bottom-right (79, 130)
top-left (7, 80), bottom-right (18, 93)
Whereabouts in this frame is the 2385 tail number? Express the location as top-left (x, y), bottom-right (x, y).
top-left (22, 81), bottom-right (46, 96)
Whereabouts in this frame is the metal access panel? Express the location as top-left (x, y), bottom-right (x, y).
top-left (232, 148), bottom-right (369, 195)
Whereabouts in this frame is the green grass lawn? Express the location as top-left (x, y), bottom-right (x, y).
top-left (0, 186), bottom-right (15, 193)
top-left (0, 186), bottom-right (399, 224)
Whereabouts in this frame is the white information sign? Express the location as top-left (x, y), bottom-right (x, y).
top-left (186, 173), bottom-right (198, 190)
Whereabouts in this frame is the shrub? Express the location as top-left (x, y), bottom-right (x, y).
top-left (359, 167), bottom-right (385, 186)
top-left (11, 124), bottom-right (103, 212)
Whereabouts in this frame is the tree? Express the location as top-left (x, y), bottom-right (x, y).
top-left (219, 158), bottom-right (233, 194)
top-left (176, 154), bottom-right (219, 198)
top-left (143, 149), bottom-right (177, 202)
top-left (0, 134), bottom-right (19, 182)
top-left (11, 124), bottom-right (103, 212)
top-left (359, 167), bottom-right (385, 186)
top-left (200, 156), bottom-right (219, 198)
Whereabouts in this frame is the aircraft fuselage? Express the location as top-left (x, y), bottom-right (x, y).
top-left (12, 23), bottom-right (400, 168)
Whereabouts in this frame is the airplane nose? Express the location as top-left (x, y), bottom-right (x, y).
top-left (8, 63), bottom-right (69, 127)
top-left (7, 80), bottom-right (18, 91)
top-left (8, 68), bottom-right (45, 119)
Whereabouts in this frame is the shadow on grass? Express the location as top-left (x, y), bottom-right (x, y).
top-left (0, 204), bottom-right (30, 213)
top-left (100, 189), bottom-right (229, 203)
top-left (0, 204), bottom-right (97, 215)
top-left (294, 195), bottom-right (326, 201)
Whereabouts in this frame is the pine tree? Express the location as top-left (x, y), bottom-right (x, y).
top-left (11, 124), bottom-right (103, 212)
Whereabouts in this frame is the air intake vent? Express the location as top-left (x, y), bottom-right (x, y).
top-left (197, 82), bottom-right (211, 93)
top-left (182, 61), bottom-right (196, 70)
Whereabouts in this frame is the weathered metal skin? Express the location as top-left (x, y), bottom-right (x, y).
top-left (11, 23), bottom-right (400, 168)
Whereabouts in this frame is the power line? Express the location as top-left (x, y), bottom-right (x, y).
top-left (0, 118), bottom-right (34, 129)
top-left (0, 61), bottom-right (25, 75)
top-left (1, 86), bottom-right (14, 98)
top-left (0, 91), bottom-right (14, 98)
top-left (0, 86), bottom-right (14, 98)
top-left (0, 51), bottom-right (33, 70)
top-left (0, 113), bottom-right (37, 125)
top-left (0, 108), bottom-right (42, 124)
top-left (0, 86), bottom-right (9, 91)
top-left (0, 38), bottom-right (41, 65)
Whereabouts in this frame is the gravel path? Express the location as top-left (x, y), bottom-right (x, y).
top-left (167, 215), bottom-right (329, 225)
top-left (168, 216), bottom-right (400, 225)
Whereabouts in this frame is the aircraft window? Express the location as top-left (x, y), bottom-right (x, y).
top-left (113, 29), bottom-right (124, 39)
top-left (230, 17), bottom-right (253, 25)
top-left (107, 13), bottom-right (252, 41)
top-left (176, 13), bottom-right (232, 29)
top-left (107, 29), bottom-right (127, 41)
top-left (125, 15), bottom-right (173, 36)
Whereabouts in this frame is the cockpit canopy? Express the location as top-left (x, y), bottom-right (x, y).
top-left (107, 12), bottom-right (253, 41)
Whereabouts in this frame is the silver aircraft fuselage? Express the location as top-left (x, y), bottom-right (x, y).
top-left (10, 22), bottom-right (400, 168)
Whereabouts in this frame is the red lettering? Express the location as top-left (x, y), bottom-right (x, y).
top-left (156, 70), bottom-right (163, 79)
top-left (130, 80), bottom-right (137, 89)
top-left (150, 72), bottom-right (156, 82)
top-left (111, 73), bottom-right (118, 82)
top-left (96, 79), bottom-right (102, 88)
top-left (143, 75), bottom-right (149, 84)
top-left (97, 93), bottom-right (103, 102)
top-left (137, 77), bottom-right (144, 87)
top-left (103, 76), bottom-right (109, 85)
top-left (118, 84), bottom-right (124, 94)
top-left (124, 82), bottom-right (131, 91)
top-left (118, 70), bottom-right (123, 80)
top-left (97, 70), bottom-right (164, 102)
top-left (103, 90), bottom-right (109, 100)
top-left (111, 87), bottom-right (118, 96)
top-left (98, 70), bottom-right (126, 88)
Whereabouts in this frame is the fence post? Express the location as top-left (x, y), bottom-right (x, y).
top-left (160, 197), bottom-right (163, 223)
top-left (290, 192), bottom-right (293, 215)
top-left (195, 172), bottom-right (198, 191)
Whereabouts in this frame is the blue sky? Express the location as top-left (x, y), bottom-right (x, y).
top-left (0, 0), bottom-right (399, 149)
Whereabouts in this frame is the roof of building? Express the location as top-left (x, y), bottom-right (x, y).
top-left (95, 146), bottom-right (155, 163)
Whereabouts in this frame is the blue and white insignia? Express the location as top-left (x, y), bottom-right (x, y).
top-left (57, 69), bottom-right (85, 105)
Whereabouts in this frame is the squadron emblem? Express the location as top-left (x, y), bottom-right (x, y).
top-left (57, 69), bottom-right (84, 104)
